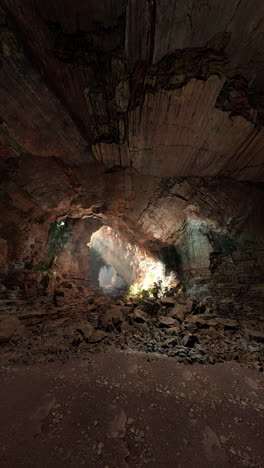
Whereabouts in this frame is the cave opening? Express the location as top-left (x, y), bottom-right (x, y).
top-left (89, 226), bottom-right (134, 295)
top-left (88, 225), bottom-right (178, 297)
top-left (98, 265), bottom-right (127, 295)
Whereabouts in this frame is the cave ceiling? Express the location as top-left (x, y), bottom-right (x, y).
top-left (0, 0), bottom-right (264, 272)
top-left (0, 0), bottom-right (264, 182)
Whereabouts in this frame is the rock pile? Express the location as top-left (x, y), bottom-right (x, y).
top-left (0, 289), bottom-right (263, 370)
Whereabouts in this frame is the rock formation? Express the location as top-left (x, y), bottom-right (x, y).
top-left (0, 1), bottom-right (263, 366)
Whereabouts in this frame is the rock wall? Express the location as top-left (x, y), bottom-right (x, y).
top-left (0, 1), bottom-right (264, 311)
top-left (56, 218), bottom-right (102, 283)
top-left (209, 249), bottom-right (264, 310)
top-left (0, 157), bottom-right (263, 309)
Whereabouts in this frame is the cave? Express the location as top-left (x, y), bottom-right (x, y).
top-left (89, 226), bottom-right (131, 293)
top-left (98, 265), bottom-right (126, 294)
top-left (0, 1), bottom-right (264, 466)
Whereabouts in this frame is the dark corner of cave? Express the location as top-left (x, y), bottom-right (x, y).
top-left (0, 1), bottom-right (264, 466)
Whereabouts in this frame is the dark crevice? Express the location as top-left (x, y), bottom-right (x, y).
top-left (216, 74), bottom-right (264, 127)
top-left (147, 0), bottom-right (157, 64)
top-left (128, 47), bottom-right (228, 112)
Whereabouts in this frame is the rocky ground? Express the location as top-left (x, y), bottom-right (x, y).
top-left (1, 286), bottom-right (264, 467)
top-left (0, 284), bottom-right (263, 370)
top-left (0, 350), bottom-right (264, 467)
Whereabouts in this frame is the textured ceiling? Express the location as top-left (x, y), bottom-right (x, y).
top-left (0, 0), bottom-right (264, 181)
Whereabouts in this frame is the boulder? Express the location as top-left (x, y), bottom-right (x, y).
top-left (158, 316), bottom-right (176, 328)
top-left (88, 330), bottom-right (107, 343)
top-left (186, 315), bottom-right (208, 328)
top-left (0, 317), bottom-right (21, 343)
top-left (99, 307), bottom-right (124, 329)
top-left (169, 304), bottom-right (187, 322)
top-left (132, 309), bottom-right (149, 323)
top-left (165, 325), bottom-right (181, 335)
top-left (159, 297), bottom-right (175, 307)
top-left (143, 297), bottom-right (156, 304)
top-left (162, 337), bottom-right (178, 347)
top-left (175, 295), bottom-right (187, 305)
top-left (76, 322), bottom-right (95, 340)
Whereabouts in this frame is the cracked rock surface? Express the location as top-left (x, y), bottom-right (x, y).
top-left (1, 1), bottom-right (264, 180)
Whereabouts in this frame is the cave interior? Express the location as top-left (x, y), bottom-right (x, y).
top-left (0, 1), bottom-right (264, 466)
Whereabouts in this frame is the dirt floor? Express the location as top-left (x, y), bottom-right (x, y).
top-left (0, 350), bottom-right (264, 468)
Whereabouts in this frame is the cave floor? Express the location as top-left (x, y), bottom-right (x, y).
top-left (0, 350), bottom-right (264, 468)
top-left (1, 290), bottom-right (264, 466)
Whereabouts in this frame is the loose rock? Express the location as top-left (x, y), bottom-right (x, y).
top-left (169, 304), bottom-right (187, 322)
top-left (76, 322), bottom-right (95, 340)
top-left (88, 330), bottom-right (107, 344)
top-left (0, 317), bottom-right (21, 343)
top-left (159, 297), bottom-right (175, 307)
top-left (158, 316), bottom-right (177, 328)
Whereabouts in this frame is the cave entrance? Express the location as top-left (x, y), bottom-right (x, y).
top-left (45, 219), bottom-right (178, 297)
top-left (98, 265), bottom-right (127, 294)
top-left (89, 226), bottom-right (131, 295)
top-left (88, 225), bottom-right (177, 296)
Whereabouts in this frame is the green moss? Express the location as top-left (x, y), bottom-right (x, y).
top-left (124, 280), bottom-right (177, 301)
top-left (48, 220), bottom-right (71, 258)
top-left (32, 262), bottom-right (55, 276)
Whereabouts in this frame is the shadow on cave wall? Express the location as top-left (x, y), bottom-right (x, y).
top-left (158, 245), bottom-right (184, 282)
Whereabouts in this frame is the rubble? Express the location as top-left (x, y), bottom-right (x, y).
top-left (99, 307), bottom-right (125, 331)
top-left (0, 288), bottom-right (263, 370)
